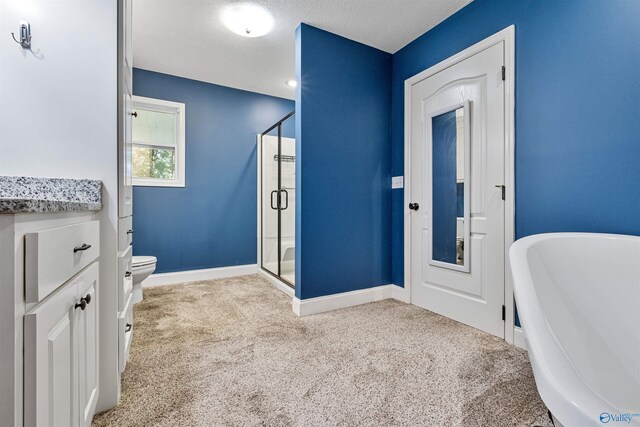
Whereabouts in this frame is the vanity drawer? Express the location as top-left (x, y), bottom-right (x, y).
top-left (25, 220), bottom-right (100, 303)
top-left (118, 245), bottom-right (133, 312)
top-left (118, 292), bottom-right (134, 373)
top-left (118, 216), bottom-right (133, 253)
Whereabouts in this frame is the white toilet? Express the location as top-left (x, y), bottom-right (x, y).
top-left (131, 256), bottom-right (157, 304)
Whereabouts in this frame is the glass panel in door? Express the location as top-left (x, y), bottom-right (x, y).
top-left (260, 128), bottom-right (279, 278)
top-left (278, 136), bottom-right (295, 285)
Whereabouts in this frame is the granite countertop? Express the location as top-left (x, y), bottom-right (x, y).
top-left (0, 176), bottom-right (103, 214)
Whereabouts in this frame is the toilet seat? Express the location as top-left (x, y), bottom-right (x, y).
top-left (132, 255), bottom-right (157, 268)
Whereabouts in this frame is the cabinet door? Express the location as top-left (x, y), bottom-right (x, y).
top-left (118, 0), bottom-right (133, 218)
top-left (24, 279), bottom-right (78, 427)
top-left (124, 0), bottom-right (133, 80)
top-left (118, 75), bottom-right (133, 218)
top-left (77, 264), bottom-right (99, 427)
top-left (118, 292), bottom-right (134, 373)
top-left (118, 245), bottom-right (133, 312)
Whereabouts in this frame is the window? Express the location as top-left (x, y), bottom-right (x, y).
top-left (132, 96), bottom-right (185, 187)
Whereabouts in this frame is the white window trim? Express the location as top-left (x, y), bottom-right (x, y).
top-left (132, 95), bottom-right (186, 187)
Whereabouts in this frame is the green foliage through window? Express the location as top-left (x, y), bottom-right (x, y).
top-left (132, 145), bottom-right (175, 180)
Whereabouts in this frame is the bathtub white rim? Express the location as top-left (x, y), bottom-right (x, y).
top-left (510, 232), bottom-right (638, 426)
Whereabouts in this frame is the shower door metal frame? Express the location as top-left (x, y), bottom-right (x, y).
top-left (258, 111), bottom-right (295, 288)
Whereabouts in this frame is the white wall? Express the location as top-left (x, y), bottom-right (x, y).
top-left (0, 0), bottom-right (117, 178)
top-left (0, 0), bottom-right (119, 415)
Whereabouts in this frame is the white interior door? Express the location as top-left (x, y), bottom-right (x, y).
top-left (410, 42), bottom-right (506, 337)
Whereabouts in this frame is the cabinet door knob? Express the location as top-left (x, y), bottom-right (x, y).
top-left (125, 271), bottom-right (132, 278)
top-left (84, 294), bottom-right (91, 305)
top-left (126, 229), bottom-right (134, 234)
top-left (408, 202), bottom-right (420, 211)
top-left (75, 299), bottom-right (87, 311)
top-left (125, 323), bottom-right (132, 332)
top-left (131, 111), bottom-right (137, 117)
top-left (73, 243), bottom-right (92, 253)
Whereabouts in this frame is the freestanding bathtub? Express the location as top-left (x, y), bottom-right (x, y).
top-left (510, 233), bottom-right (640, 426)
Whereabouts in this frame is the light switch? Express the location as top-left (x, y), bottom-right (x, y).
top-left (392, 176), bottom-right (404, 189)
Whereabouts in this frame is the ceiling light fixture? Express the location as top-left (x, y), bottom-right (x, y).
top-left (221, 4), bottom-right (274, 38)
top-left (286, 79), bottom-right (297, 88)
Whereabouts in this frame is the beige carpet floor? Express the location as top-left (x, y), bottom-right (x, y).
top-left (93, 274), bottom-right (552, 427)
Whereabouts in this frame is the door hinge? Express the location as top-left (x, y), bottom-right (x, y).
top-left (501, 305), bottom-right (506, 321)
top-left (495, 184), bottom-right (505, 200)
top-left (501, 66), bottom-right (506, 81)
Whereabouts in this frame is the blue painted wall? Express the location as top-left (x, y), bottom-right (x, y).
top-left (391, 0), bottom-right (640, 287)
top-left (132, 69), bottom-right (294, 273)
top-left (295, 24), bottom-right (392, 299)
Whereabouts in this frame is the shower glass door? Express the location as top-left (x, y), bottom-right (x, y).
top-left (261, 127), bottom-right (280, 280)
top-left (260, 112), bottom-right (295, 287)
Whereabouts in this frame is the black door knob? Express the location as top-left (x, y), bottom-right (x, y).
top-left (75, 299), bottom-right (87, 311)
top-left (84, 294), bottom-right (91, 305)
top-left (409, 203), bottom-right (420, 211)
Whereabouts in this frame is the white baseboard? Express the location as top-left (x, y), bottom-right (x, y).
top-left (143, 264), bottom-right (258, 288)
top-left (391, 284), bottom-right (408, 302)
top-left (292, 284), bottom-right (405, 317)
top-left (513, 326), bottom-right (527, 350)
top-left (258, 270), bottom-right (295, 297)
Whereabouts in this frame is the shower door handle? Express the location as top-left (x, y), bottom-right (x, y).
top-left (270, 190), bottom-right (278, 210)
top-left (280, 189), bottom-right (289, 210)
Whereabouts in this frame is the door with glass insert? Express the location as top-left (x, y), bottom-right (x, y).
top-left (410, 42), bottom-right (505, 337)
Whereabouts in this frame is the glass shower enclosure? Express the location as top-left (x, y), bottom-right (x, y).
top-left (259, 112), bottom-right (295, 287)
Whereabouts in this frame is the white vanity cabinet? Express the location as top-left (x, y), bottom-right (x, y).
top-left (22, 220), bottom-right (101, 427)
top-left (0, 200), bottom-right (102, 427)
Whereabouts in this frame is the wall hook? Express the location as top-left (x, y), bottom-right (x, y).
top-left (11, 21), bottom-right (31, 49)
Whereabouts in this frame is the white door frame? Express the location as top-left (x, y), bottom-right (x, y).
top-left (403, 25), bottom-right (516, 344)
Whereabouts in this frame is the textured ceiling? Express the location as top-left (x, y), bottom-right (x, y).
top-left (133, 0), bottom-right (472, 99)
